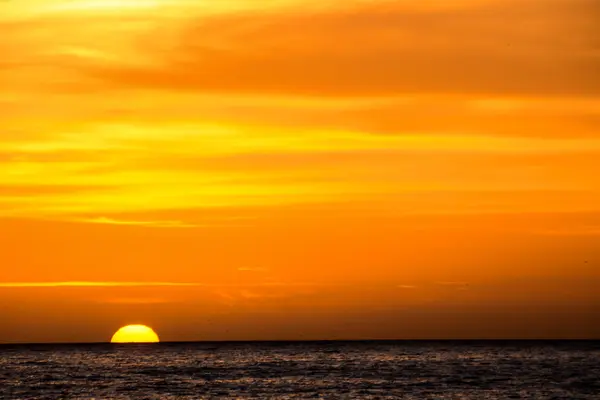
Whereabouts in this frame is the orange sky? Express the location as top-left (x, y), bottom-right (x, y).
top-left (1, 0), bottom-right (599, 343)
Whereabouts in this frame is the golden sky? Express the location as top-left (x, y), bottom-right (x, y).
top-left (1, 0), bottom-right (599, 342)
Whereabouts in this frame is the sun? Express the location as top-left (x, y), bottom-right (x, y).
top-left (111, 325), bottom-right (160, 343)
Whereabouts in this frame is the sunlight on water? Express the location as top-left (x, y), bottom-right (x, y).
top-left (0, 342), bottom-right (599, 399)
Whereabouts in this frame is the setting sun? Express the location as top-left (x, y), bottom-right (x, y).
top-left (111, 325), bottom-right (160, 343)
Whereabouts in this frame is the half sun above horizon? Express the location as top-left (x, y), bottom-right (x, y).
top-left (111, 325), bottom-right (160, 343)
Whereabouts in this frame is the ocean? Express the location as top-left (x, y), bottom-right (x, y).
top-left (1, 341), bottom-right (598, 399)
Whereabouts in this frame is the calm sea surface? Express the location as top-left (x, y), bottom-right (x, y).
top-left (1, 341), bottom-right (599, 399)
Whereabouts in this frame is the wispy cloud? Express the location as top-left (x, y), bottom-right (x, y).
top-left (37, 0), bottom-right (594, 97)
top-left (0, 281), bottom-right (204, 288)
top-left (1, 0), bottom-right (598, 223)
top-left (97, 297), bottom-right (175, 305)
top-left (77, 217), bottom-right (199, 228)
top-left (0, 281), bottom-right (327, 288)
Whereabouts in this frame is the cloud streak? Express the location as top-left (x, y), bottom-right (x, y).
top-left (0, 282), bottom-right (204, 288)
top-left (52, 0), bottom-right (599, 97)
top-left (0, 0), bottom-right (598, 221)
top-left (0, 281), bottom-right (330, 289)
top-left (78, 217), bottom-right (199, 228)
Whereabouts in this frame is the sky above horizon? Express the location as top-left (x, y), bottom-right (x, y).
top-left (1, 0), bottom-right (599, 343)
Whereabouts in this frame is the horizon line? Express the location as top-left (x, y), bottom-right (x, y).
top-left (1, 338), bottom-right (598, 346)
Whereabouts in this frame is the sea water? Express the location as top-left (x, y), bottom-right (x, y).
top-left (1, 341), bottom-right (598, 399)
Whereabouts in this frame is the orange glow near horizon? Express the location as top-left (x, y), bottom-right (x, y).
top-left (1, 0), bottom-right (599, 343)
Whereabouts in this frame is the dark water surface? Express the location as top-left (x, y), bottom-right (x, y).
top-left (1, 341), bottom-right (599, 399)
